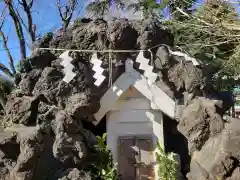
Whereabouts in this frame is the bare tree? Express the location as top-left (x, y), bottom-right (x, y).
top-left (56, 0), bottom-right (78, 30)
top-left (0, 24), bottom-right (16, 76)
top-left (0, 5), bottom-right (15, 109)
top-left (18, 0), bottom-right (36, 42)
top-left (3, 0), bottom-right (26, 60)
top-left (0, 5), bottom-right (16, 77)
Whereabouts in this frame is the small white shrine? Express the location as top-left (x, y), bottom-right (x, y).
top-left (59, 49), bottom-right (199, 179)
top-left (92, 57), bottom-right (176, 180)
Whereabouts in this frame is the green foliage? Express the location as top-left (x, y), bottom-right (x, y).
top-left (213, 76), bottom-right (236, 91)
top-left (86, 133), bottom-right (118, 180)
top-left (74, 17), bottom-right (82, 26)
top-left (168, 0), bottom-right (196, 11)
top-left (86, 0), bottom-right (124, 18)
top-left (15, 61), bottom-right (23, 73)
top-left (86, 0), bottom-right (196, 19)
top-left (15, 62), bottom-right (21, 73)
top-left (165, 1), bottom-right (240, 90)
top-left (127, 0), bottom-right (196, 19)
top-left (0, 63), bottom-right (14, 78)
top-left (155, 142), bottom-right (177, 180)
top-left (236, 99), bottom-right (240, 106)
top-left (127, 0), bottom-right (169, 18)
top-left (169, 0), bottom-right (197, 20)
top-left (0, 76), bottom-right (14, 110)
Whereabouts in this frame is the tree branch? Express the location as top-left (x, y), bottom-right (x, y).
top-left (56, 0), bottom-right (65, 21)
top-left (176, 7), bottom-right (240, 31)
top-left (28, 0), bottom-right (34, 8)
top-left (56, 0), bottom-right (78, 30)
top-left (0, 16), bottom-right (16, 76)
top-left (18, 0), bottom-right (36, 42)
top-left (4, 0), bottom-right (26, 60)
top-left (0, 30), bottom-right (16, 75)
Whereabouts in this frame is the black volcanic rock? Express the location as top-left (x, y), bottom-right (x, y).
top-left (0, 18), bottom-right (238, 180)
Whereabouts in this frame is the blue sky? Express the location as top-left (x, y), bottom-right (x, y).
top-left (0, 0), bottom-right (60, 68)
top-left (0, 0), bottom-right (238, 73)
top-left (0, 0), bottom-right (86, 71)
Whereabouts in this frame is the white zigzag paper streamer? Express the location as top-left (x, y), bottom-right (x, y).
top-left (136, 51), bottom-right (157, 85)
top-left (90, 53), bottom-right (106, 86)
top-left (60, 51), bottom-right (76, 83)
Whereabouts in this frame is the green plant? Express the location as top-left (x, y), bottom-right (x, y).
top-left (86, 0), bottom-right (124, 19)
top-left (74, 17), bottom-right (82, 26)
top-left (87, 133), bottom-right (118, 180)
top-left (0, 76), bottom-right (14, 111)
top-left (236, 99), bottom-right (240, 106)
top-left (155, 142), bottom-right (177, 180)
top-left (127, 0), bottom-right (169, 18)
top-left (165, 1), bottom-right (240, 88)
top-left (15, 61), bottom-right (23, 73)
